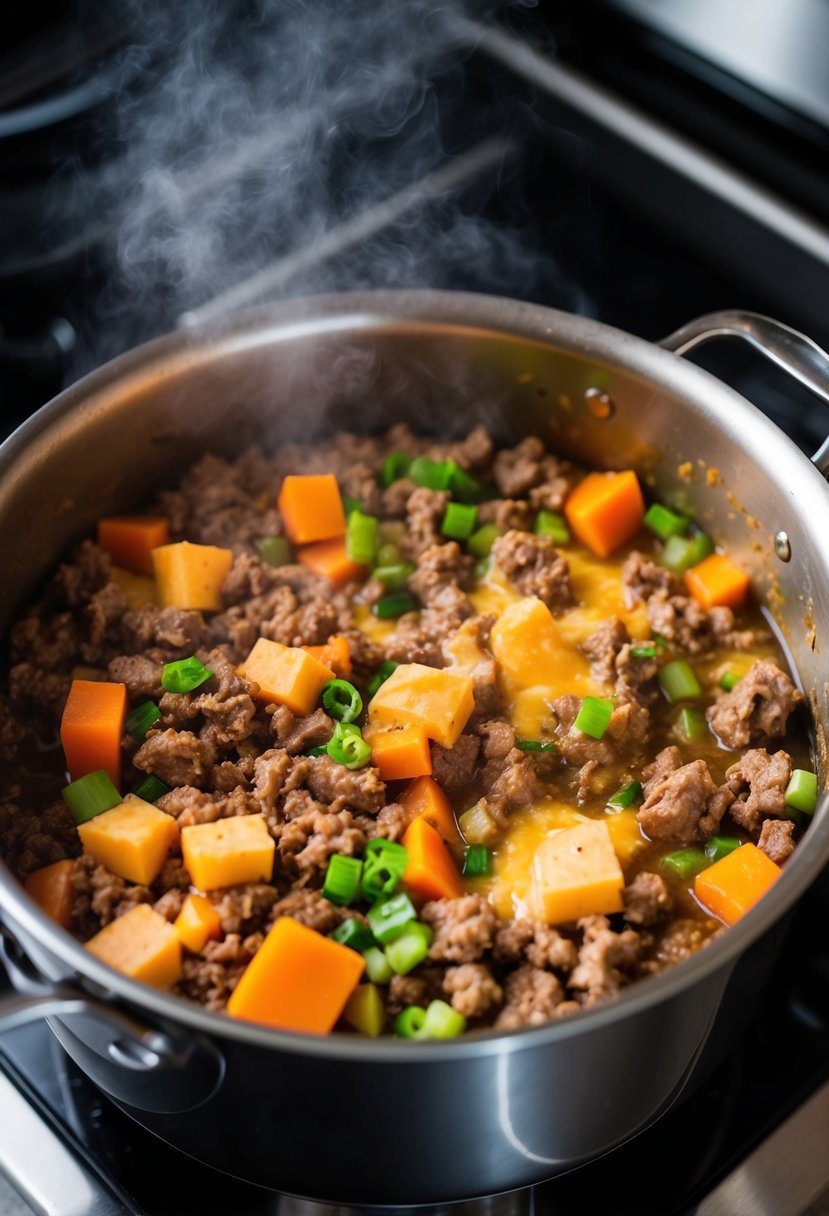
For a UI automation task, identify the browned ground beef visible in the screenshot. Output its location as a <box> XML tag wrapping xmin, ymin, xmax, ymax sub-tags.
<box><xmin>1</xmin><ymin>425</ymin><xmax>814</xmax><ymax>1038</ymax></box>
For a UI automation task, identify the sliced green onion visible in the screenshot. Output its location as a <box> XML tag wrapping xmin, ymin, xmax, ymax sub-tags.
<box><xmin>441</xmin><ymin>502</ymin><xmax>478</xmax><ymax>541</ymax></box>
<box><xmin>785</xmin><ymin>769</ymin><xmax>818</xmax><ymax>815</ymax></box>
<box><xmin>384</xmin><ymin>922</ymin><xmax>434</xmax><ymax>975</ymax></box>
<box><xmin>342</xmin><ymin>496</ymin><xmax>363</xmax><ymax>518</ymax></box>
<box><xmin>573</xmin><ymin>696</ymin><xmax>614</xmax><ymax>740</ymax></box>
<box><xmin>463</xmin><ymin>844</ymin><xmax>492</xmax><ymax>877</ymax></box>
<box><xmin>408</xmin><ymin>456</ymin><xmax>452</xmax><ymax>491</ymax></box>
<box><xmin>467</xmin><ymin>523</ymin><xmax>500</xmax><ymax>559</ymax></box>
<box><xmin>660</xmin><ymin>531</ymin><xmax>714</xmax><ymax>574</ymax></box>
<box><xmin>373</xmin><ymin>592</ymin><xmax>415</xmax><ymax>619</ymax></box>
<box><xmin>644</xmin><ymin>503</ymin><xmax>689</xmax><ymax>540</ymax></box>
<box><xmin>422</xmin><ymin>999</ymin><xmax>466</xmax><ymax>1039</ymax></box>
<box><xmin>705</xmin><ymin>835</ymin><xmax>742</xmax><ymax>863</ymax></box>
<box><xmin>658</xmin><ymin>659</ymin><xmax>702</xmax><ymax>704</ymax></box>
<box><xmin>630</xmin><ymin>644</ymin><xmax>657</xmax><ymax>660</ymax></box>
<box><xmin>534</xmin><ymin>510</ymin><xmax>570</xmax><ymax>546</ymax></box>
<box><xmin>255</xmin><ymin>535</ymin><xmax>291</xmax><ymax>567</ymax></box>
<box><xmin>366</xmin><ymin>660</ymin><xmax>399</xmax><ymax>699</ymax></box>
<box><xmin>607</xmin><ymin>781</ymin><xmax>643</xmax><ymax>810</ymax></box>
<box><xmin>343</xmin><ymin>983</ymin><xmax>386</xmax><ymax>1037</ymax></box>
<box><xmin>458</xmin><ymin>802</ymin><xmax>498</xmax><ymax>845</ymax></box>
<box><xmin>394</xmin><ymin>1005</ymin><xmax>428</xmax><ymax>1039</ymax></box>
<box><xmin>380</xmin><ymin>452</ymin><xmax>412</xmax><ymax>488</ymax></box>
<box><xmin>322</xmin><ymin>855</ymin><xmax>363</xmax><ymax>906</ymax></box>
<box><xmin>306</xmin><ymin>745</ymin><xmax>328</xmax><ymax>757</ymax></box>
<box><xmin>124</xmin><ymin>701</ymin><xmax>161</xmax><ymax>742</ymax></box>
<box><xmin>376</xmin><ymin>542</ymin><xmax>402</xmax><ymax>567</ymax></box>
<box><xmin>447</xmin><ymin>461</ymin><xmax>483</xmax><ymax>502</ymax></box>
<box><xmin>327</xmin><ymin>722</ymin><xmax>372</xmax><ymax>770</ymax></box>
<box><xmin>367</xmin><ymin>892</ymin><xmax>417</xmax><ymax>944</ymax></box>
<box><xmin>473</xmin><ymin>557</ymin><xmax>492</xmax><ymax>580</ymax></box>
<box><xmin>363</xmin><ymin>945</ymin><xmax>394</xmax><ymax>985</ymax></box>
<box><xmin>322</xmin><ymin>679</ymin><xmax>362</xmax><ymax>724</ymax></box>
<box><xmin>653</xmin><ymin>633</ymin><xmax>669</xmax><ymax>652</ymax></box>
<box><xmin>720</xmin><ymin>671</ymin><xmax>741</xmax><ymax>692</ymax></box>
<box><xmin>62</xmin><ymin>770</ymin><xmax>121</xmax><ymax>825</ymax></box>
<box><xmin>346</xmin><ymin>509</ymin><xmax>378</xmax><ymax>566</ymax></box>
<box><xmin>373</xmin><ymin>563</ymin><xmax>415</xmax><ymax>591</ymax></box>
<box><xmin>161</xmin><ymin>657</ymin><xmax>213</xmax><ymax>694</ymax></box>
<box><xmin>131</xmin><ymin>773</ymin><xmax>171</xmax><ymax>803</ymax></box>
<box><xmin>661</xmin><ymin>848</ymin><xmax>709</xmax><ymax>880</ymax></box>
<box><xmin>361</xmin><ymin>839</ymin><xmax>409</xmax><ymax>903</ymax></box>
<box><xmin>330</xmin><ymin>918</ymin><xmax>376</xmax><ymax>954</ymax></box>
<box><xmin>678</xmin><ymin>707</ymin><xmax>708</xmax><ymax>740</ymax></box>
<box><xmin>515</xmin><ymin>739</ymin><xmax>557</xmax><ymax>753</ymax></box>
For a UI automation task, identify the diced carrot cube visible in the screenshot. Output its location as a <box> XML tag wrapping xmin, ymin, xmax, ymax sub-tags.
<box><xmin>227</xmin><ymin>917</ymin><xmax>365</xmax><ymax>1033</ymax></box>
<box><xmin>530</xmin><ymin>821</ymin><xmax>624</xmax><ymax>924</ymax></box>
<box><xmin>77</xmin><ymin>794</ymin><xmax>179</xmax><ymax>886</ymax></box>
<box><xmin>61</xmin><ymin>679</ymin><xmax>127</xmax><ymax>787</ymax></box>
<box><xmin>181</xmin><ymin>815</ymin><xmax>275</xmax><ymax>891</ymax></box>
<box><xmin>152</xmin><ymin>541</ymin><xmax>233</xmax><ymax>612</ymax></box>
<box><xmin>277</xmin><ymin>474</ymin><xmax>346</xmax><ymax>545</ymax></box>
<box><xmin>24</xmin><ymin>860</ymin><xmax>75</xmax><ymax>929</ymax></box>
<box><xmin>238</xmin><ymin>638</ymin><xmax>334</xmax><ymax>715</ymax></box>
<box><xmin>303</xmin><ymin>634</ymin><xmax>352</xmax><ymax>678</ymax></box>
<box><xmin>97</xmin><ymin>516</ymin><xmax>169</xmax><ymax>576</ymax></box>
<box><xmin>694</xmin><ymin>842</ymin><xmax>780</xmax><ymax>925</ymax></box>
<box><xmin>85</xmin><ymin>904</ymin><xmax>182</xmax><ymax>989</ymax></box>
<box><xmin>363</xmin><ymin>723</ymin><xmax>432</xmax><ymax>782</ymax></box>
<box><xmin>564</xmin><ymin>470</ymin><xmax>645</xmax><ymax>558</ymax></box>
<box><xmin>399</xmin><ymin>775</ymin><xmax>459</xmax><ymax>842</ymax></box>
<box><xmin>174</xmin><ymin>893</ymin><xmax>222</xmax><ymax>953</ymax></box>
<box><xmin>402</xmin><ymin>815</ymin><xmax>464</xmax><ymax>902</ymax></box>
<box><xmin>685</xmin><ymin>553</ymin><xmax>751</xmax><ymax>611</ymax></box>
<box><xmin>297</xmin><ymin>538</ymin><xmax>366</xmax><ymax>587</ymax></box>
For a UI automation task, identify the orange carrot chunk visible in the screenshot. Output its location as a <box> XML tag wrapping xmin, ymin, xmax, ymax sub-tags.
<box><xmin>297</xmin><ymin>538</ymin><xmax>366</xmax><ymax>587</ymax></box>
<box><xmin>24</xmin><ymin>859</ymin><xmax>75</xmax><ymax>929</ymax></box>
<box><xmin>694</xmin><ymin>842</ymin><xmax>781</xmax><ymax>926</ymax></box>
<box><xmin>399</xmin><ymin>775</ymin><xmax>459</xmax><ymax>842</ymax></box>
<box><xmin>364</xmin><ymin>723</ymin><xmax>432</xmax><ymax>782</ymax></box>
<box><xmin>685</xmin><ymin>552</ymin><xmax>750</xmax><ymax>611</ymax></box>
<box><xmin>238</xmin><ymin>639</ymin><xmax>334</xmax><ymax>715</ymax></box>
<box><xmin>97</xmin><ymin>516</ymin><xmax>169</xmax><ymax>576</ymax></box>
<box><xmin>402</xmin><ymin>815</ymin><xmax>464</xmax><ymax>902</ymax></box>
<box><xmin>278</xmin><ymin>474</ymin><xmax>346</xmax><ymax>545</ymax></box>
<box><xmin>174</xmin><ymin>893</ymin><xmax>222</xmax><ymax>953</ymax></box>
<box><xmin>303</xmin><ymin>633</ymin><xmax>352</xmax><ymax>678</ymax></box>
<box><xmin>60</xmin><ymin>679</ymin><xmax>127</xmax><ymax>787</ymax></box>
<box><xmin>564</xmin><ymin>470</ymin><xmax>645</xmax><ymax>558</ymax></box>
<box><xmin>226</xmin><ymin>916</ymin><xmax>365</xmax><ymax>1033</ymax></box>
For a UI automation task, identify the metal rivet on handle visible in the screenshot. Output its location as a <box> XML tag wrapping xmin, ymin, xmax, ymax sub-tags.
<box><xmin>774</xmin><ymin>531</ymin><xmax>791</xmax><ymax>562</ymax></box>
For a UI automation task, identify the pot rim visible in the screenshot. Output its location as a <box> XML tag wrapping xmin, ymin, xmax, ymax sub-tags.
<box><xmin>2</xmin><ymin>287</ymin><xmax>827</xmax><ymax>1063</ymax></box>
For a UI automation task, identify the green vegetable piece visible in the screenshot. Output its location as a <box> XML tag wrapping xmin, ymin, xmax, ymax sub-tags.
<box><xmin>373</xmin><ymin>592</ymin><xmax>415</xmax><ymax>620</ymax></box>
<box><xmin>341</xmin><ymin>496</ymin><xmax>363</xmax><ymax>519</ymax></box>
<box><xmin>446</xmin><ymin>461</ymin><xmax>483</xmax><ymax>502</ymax></box>
<box><xmin>329</xmin><ymin>919</ymin><xmax>376</xmax><ymax>954</ymax></box>
<box><xmin>376</xmin><ymin>542</ymin><xmax>402</xmax><ymax>567</ymax></box>
<box><xmin>394</xmin><ymin>1005</ymin><xmax>428</xmax><ymax>1039</ymax></box>
<box><xmin>255</xmin><ymin>535</ymin><xmax>291</xmax><ymax>567</ymax></box>
<box><xmin>161</xmin><ymin>656</ymin><xmax>213</xmax><ymax>694</ymax></box>
<box><xmin>361</xmin><ymin>839</ymin><xmax>409</xmax><ymax>903</ymax></box>
<box><xmin>785</xmin><ymin>769</ymin><xmax>818</xmax><ymax>815</ymax></box>
<box><xmin>327</xmin><ymin>722</ymin><xmax>372</xmax><ymax>770</ymax></box>
<box><xmin>422</xmin><ymin>999</ymin><xmax>466</xmax><ymax>1039</ymax></box>
<box><xmin>515</xmin><ymin>740</ymin><xmax>557</xmax><ymax>753</ymax></box>
<box><xmin>363</xmin><ymin>946</ymin><xmax>394</xmax><ymax>985</ymax></box>
<box><xmin>660</xmin><ymin>531</ymin><xmax>714</xmax><ymax>574</ymax></box>
<box><xmin>678</xmin><ymin>707</ymin><xmax>708</xmax><ymax>740</ymax></box>
<box><xmin>366</xmin><ymin>660</ymin><xmax>399</xmax><ymax>699</ymax></box>
<box><xmin>322</xmin><ymin>855</ymin><xmax>363</xmax><ymax>906</ymax></box>
<box><xmin>380</xmin><ymin>452</ymin><xmax>412</xmax><ymax>488</ymax></box>
<box><xmin>534</xmin><ymin>510</ymin><xmax>570</xmax><ymax>546</ymax></box>
<box><xmin>306</xmin><ymin>745</ymin><xmax>328</xmax><ymax>757</ymax></box>
<box><xmin>322</xmin><ymin>679</ymin><xmax>362</xmax><ymax>724</ymax></box>
<box><xmin>343</xmin><ymin>983</ymin><xmax>386</xmax><ymax>1037</ymax></box>
<box><xmin>607</xmin><ymin>781</ymin><xmax>643</xmax><ymax>810</ymax></box>
<box><xmin>62</xmin><ymin>770</ymin><xmax>122</xmax><ymax>826</ymax></box>
<box><xmin>467</xmin><ymin>523</ymin><xmax>500</xmax><ymax>559</ymax></box>
<box><xmin>705</xmin><ymin>835</ymin><xmax>742</xmax><ymax>863</ymax></box>
<box><xmin>373</xmin><ymin>563</ymin><xmax>415</xmax><ymax>592</ymax></box>
<box><xmin>124</xmin><ymin>700</ymin><xmax>161</xmax><ymax>743</ymax></box>
<box><xmin>463</xmin><ymin>844</ymin><xmax>492</xmax><ymax>877</ymax></box>
<box><xmin>573</xmin><ymin>696</ymin><xmax>614</xmax><ymax>740</ymax></box>
<box><xmin>630</xmin><ymin>644</ymin><xmax>657</xmax><ymax>660</ymax></box>
<box><xmin>458</xmin><ymin>802</ymin><xmax>498</xmax><ymax>844</ymax></box>
<box><xmin>644</xmin><ymin>503</ymin><xmax>689</xmax><ymax>540</ymax></box>
<box><xmin>385</xmin><ymin>922</ymin><xmax>434</xmax><ymax>975</ymax></box>
<box><xmin>658</xmin><ymin>659</ymin><xmax>701</xmax><ymax>704</ymax></box>
<box><xmin>441</xmin><ymin>502</ymin><xmax>478</xmax><ymax>541</ymax></box>
<box><xmin>409</xmin><ymin>457</ymin><xmax>452</xmax><ymax>491</ymax></box>
<box><xmin>131</xmin><ymin>773</ymin><xmax>171</xmax><ymax>803</ymax></box>
<box><xmin>719</xmin><ymin>671</ymin><xmax>741</xmax><ymax>692</ymax></box>
<box><xmin>346</xmin><ymin>509</ymin><xmax>378</xmax><ymax>566</ymax></box>
<box><xmin>661</xmin><ymin>848</ymin><xmax>709</xmax><ymax>880</ymax></box>
<box><xmin>367</xmin><ymin>892</ymin><xmax>417</xmax><ymax>944</ymax></box>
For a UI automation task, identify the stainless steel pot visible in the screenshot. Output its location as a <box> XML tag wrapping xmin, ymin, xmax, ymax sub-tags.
<box><xmin>1</xmin><ymin>292</ymin><xmax>828</xmax><ymax>1206</ymax></box>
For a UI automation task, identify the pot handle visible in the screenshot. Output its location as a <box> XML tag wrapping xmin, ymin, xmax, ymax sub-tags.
<box><xmin>660</xmin><ymin>310</ymin><xmax>829</xmax><ymax>477</ymax></box>
<box><xmin>0</xmin><ymin>931</ymin><xmax>225</xmax><ymax>1113</ymax></box>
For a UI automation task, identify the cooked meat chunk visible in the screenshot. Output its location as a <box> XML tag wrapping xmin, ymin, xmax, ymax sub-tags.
<box><xmin>405</xmin><ymin>487</ymin><xmax>451</xmax><ymax>557</ymax></box>
<box><xmin>430</xmin><ymin>734</ymin><xmax>481</xmax><ymax>796</ymax></box>
<box><xmin>133</xmin><ymin>729</ymin><xmax>215</xmax><ymax>789</ymax></box>
<box><xmin>421</xmin><ymin>894</ymin><xmax>497</xmax><ymax>962</ymax></box>
<box><xmin>107</xmin><ymin>654</ymin><xmax>163</xmax><ymax>698</ymax></box>
<box><xmin>476</xmin><ymin>498</ymin><xmax>534</xmax><ymax>533</ymax></box>
<box><xmin>726</xmin><ymin>749</ymin><xmax>792</xmax><ymax>834</ymax></box>
<box><xmin>757</xmin><ymin>818</ymin><xmax>796</xmax><ymax>866</ymax></box>
<box><xmin>492</xmin><ymin>530</ymin><xmax>573</xmax><ymax>612</ymax></box>
<box><xmin>580</xmin><ymin>618</ymin><xmax>630</xmax><ymax>685</ymax></box>
<box><xmin>304</xmin><ymin>756</ymin><xmax>385</xmax><ymax>815</ymax></box>
<box><xmin>408</xmin><ymin>542</ymin><xmax>472</xmax><ymax>606</ymax></box>
<box><xmin>623</xmin><ymin>872</ymin><xmax>672</xmax><ymax>926</ymax></box>
<box><xmin>638</xmin><ymin>759</ymin><xmax>733</xmax><ymax>843</ymax></box>
<box><xmin>442</xmin><ymin>963</ymin><xmax>504</xmax><ymax>1019</ymax></box>
<box><xmin>553</xmin><ymin>695</ymin><xmax>650</xmax><ymax>770</ymax></box>
<box><xmin>275</xmin><ymin>805</ymin><xmax>367</xmax><ymax>873</ymax></box>
<box><xmin>621</xmin><ymin>551</ymin><xmax>680</xmax><ymax>608</ymax></box>
<box><xmin>646</xmin><ymin>592</ymin><xmax>712</xmax><ymax>655</ymax></box>
<box><xmin>708</xmin><ymin>660</ymin><xmax>803</xmax><ymax>749</ymax></box>
<box><xmin>642</xmin><ymin>747</ymin><xmax>681</xmax><ymax>798</ymax></box>
<box><xmin>270</xmin><ymin>888</ymin><xmax>355</xmax><ymax>935</ymax></box>
<box><xmin>615</xmin><ymin>642</ymin><xmax>660</xmax><ymax>706</ymax></box>
<box><xmin>270</xmin><ymin>705</ymin><xmax>333</xmax><ymax>755</ymax></box>
<box><xmin>569</xmin><ymin>915</ymin><xmax>640</xmax><ymax>1004</ymax></box>
<box><xmin>492</xmin><ymin>436</ymin><xmax>550</xmax><ymax>497</ymax></box>
<box><xmin>495</xmin><ymin>965</ymin><xmax>564</xmax><ymax>1029</ymax></box>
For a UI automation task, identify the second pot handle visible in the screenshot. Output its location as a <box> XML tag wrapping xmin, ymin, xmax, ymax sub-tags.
<box><xmin>660</xmin><ymin>310</ymin><xmax>829</xmax><ymax>477</ymax></box>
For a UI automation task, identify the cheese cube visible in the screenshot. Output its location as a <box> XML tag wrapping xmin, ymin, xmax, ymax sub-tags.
<box><xmin>238</xmin><ymin>638</ymin><xmax>334</xmax><ymax>715</ymax></box>
<box><xmin>77</xmin><ymin>794</ymin><xmax>179</xmax><ymax>886</ymax></box>
<box><xmin>152</xmin><ymin>540</ymin><xmax>233</xmax><ymax>612</ymax></box>
<box><xmin>367</xmin><ymin>662</ymin><xmax>474</xmax><ymax>749</ymax></box>
<box><xmin>181</xmin><ymin>814</ymin><xmax>275</xmax><ymax>891</ymax></box>
<box><xmin>530</xmin><ymin>819</ymin><xmax>624</xmax><ymax>924</ymax></box>
<box><xmin>490</xmin><ymin>596</ymin><xmax>587</xmax><ymax>697</ymax></box>
<box><xmin>174</xmin><ymin>893</ymin><xmax>222</xmax><ymax>953</ymax></box>
<box><xmin>85</xmin><ymin>904</ymin><xmax>182</xmax><ymax>989</ymax></box>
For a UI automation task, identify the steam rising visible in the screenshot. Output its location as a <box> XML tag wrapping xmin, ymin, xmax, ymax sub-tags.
<box><xmin>71</xmin><ymin>0</ymin><xmax>546</xmax><ymax>366</ymax></box>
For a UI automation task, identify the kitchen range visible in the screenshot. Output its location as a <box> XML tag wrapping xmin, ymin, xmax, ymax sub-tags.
<box><xmin>0</xmin><ymin>3</ymin><xmax>828</xmax><ymax>1215</ymax></box>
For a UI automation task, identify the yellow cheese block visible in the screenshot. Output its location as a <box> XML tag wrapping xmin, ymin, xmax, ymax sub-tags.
<box><xmin>152</xmin><ymin>540</ymin><xmax>233</xmax><ymax>612</ymax></box>
<box><xmin>605</xmin><ymin>808</ymin><xmax>647</xmax><ymax>867</ymax></box>
<box><xmin>77</xmin><ymin>794</ymin><xmax>179</xmax><ymax>886</ymax></box>
<box><xmin>85</xmin><ymin>903</ymin><xmax>182</xmax><ymax>989</ymax></box>
<box><xmin>110</xmin><ymin>566</ymin><xmax>158</xmax><ymax>610</ymax></box>
<box><xmin>530</xmin><ymin>819</ymin><xmax>624</xmax><ymax>925</ymax></box>
<box><xmin>490</xmin><ymin>597</ymin><xmax>591</xmax><ymax>698</ymax></box>
<box><xmin>490</xmin><ymin>799</ymin><xmax>587</xmax><ymax>919</ymax></box>
<box><xmin>238</xmin><ymin>638</ymin><xmax>334</xmax><ymax>715</ymax></box>
<box><xmin>367</xmin><ymin>662</ymin><xmax>474</xmax><ymax>749</ymax></box>
<box><xmin>181</xmin><ymin>814</ymin><xmax>275</xmax><ymax>891</ymax></box>
<box><xmin>174</xmin><ymin>892</ymin><xmax>222</xmax><ymax>953</ymax></box>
